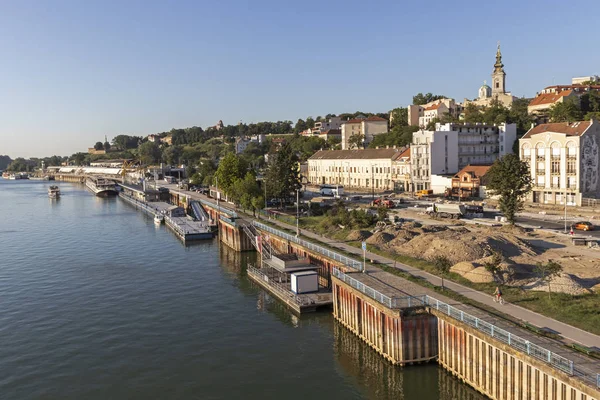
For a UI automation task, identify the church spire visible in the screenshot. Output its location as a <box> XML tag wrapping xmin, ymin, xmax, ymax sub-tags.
<box><xmin>494</xmin><ymin>42</ymin><xmax>504</xmax><ymax>72</ymax></box>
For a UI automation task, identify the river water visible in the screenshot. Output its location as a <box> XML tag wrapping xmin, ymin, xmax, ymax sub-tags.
<box><xmin>0</xmin><ymin>179</ymin><xmax>486</xmax><ymax>399</ymax></box>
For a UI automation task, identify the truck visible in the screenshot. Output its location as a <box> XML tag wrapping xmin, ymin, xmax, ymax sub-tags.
<box><xmin>416</xmin><ymin>189</ymin><xmax>433</xmax><ymax>198</ymax></box>
<box><xmin>425</xmin><ymin>203</ymin><xmax>466</xmax><ymax>219</ymax></box>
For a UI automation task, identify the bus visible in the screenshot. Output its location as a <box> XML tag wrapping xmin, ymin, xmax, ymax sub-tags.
<box><xmin>320</xmin><ymin>185</ymin><xmax>344</xmax><ymax>198</ymax></box>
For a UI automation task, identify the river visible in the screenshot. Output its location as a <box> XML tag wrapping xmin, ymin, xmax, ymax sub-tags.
<box><xmin>0</xmin><ymin>179</ymin><xmax>486</xmax><ymax>399</ymax></box>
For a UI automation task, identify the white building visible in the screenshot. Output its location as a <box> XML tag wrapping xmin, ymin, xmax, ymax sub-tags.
<box><xmin>410</xmin><ymin>122</ymin><xmax>517</xmax><ymax>191</ymax></box>
<box><xmin>572</xmin><ymin>75</ymin><xmax>599</xmax><ymax>85</ymax></box>
<box><xmin>340</xmin><ymin>117</ymin><xmax>388</xmax><ymax>150</ymax></box>
<box><xmin>314</xmin><ymin>117</ymin><xmax>342</xmax><ymax>132</ymax></box>
<box><xmin>519</xmin><ymin>119</ymin><xmax>600</xmax><ymax>206</ymax></box>
<box><xmin>308</xmin><ymin>148</ymin><xmax>406</xmax><ymax>191</ymax></box>
<box><xmin>407</xmin><ymin>98</ymin><xmax>462</xmax><ymax>128</ymax></box>
<box><xmin>235</xmin><ymin>137</ymin><xmax>251</xmax><ymax>154</ymax></box>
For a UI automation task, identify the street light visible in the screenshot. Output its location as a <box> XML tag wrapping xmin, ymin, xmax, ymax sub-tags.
<box><xmin>296</xmin><ymin>188</ymin><xmax>300</xmax><ymax>237</ymax></box>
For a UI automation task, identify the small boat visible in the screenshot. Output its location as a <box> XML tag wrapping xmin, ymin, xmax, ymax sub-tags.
<box><xmin>48</xmin><ymin>185</ymin><xmax>61</xmax><ymax>199</ymax></box>
<box><xmin>154</xmin><ymin>214</ymin><xmax>164</xmax><ymax>225</ymax></box>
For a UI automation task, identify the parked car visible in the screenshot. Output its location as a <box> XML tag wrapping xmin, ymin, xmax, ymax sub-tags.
<box><xmin>571</xmin><ymin>221</ymin><xmax>594</xmax><ymax>231</ymax></box>
<box><xmin>373</xmin><ymin>198</ymin><xmax>395</xmax><ymax>208</ymax></box>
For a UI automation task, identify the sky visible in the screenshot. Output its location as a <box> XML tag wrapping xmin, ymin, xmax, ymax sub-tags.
<box><xmin>1</xmin><ymin>0</ymin><xmax>599</xmax><ymax>158</ymax></box>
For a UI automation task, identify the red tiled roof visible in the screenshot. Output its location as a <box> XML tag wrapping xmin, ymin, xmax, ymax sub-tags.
<box><xmin>529</xmin><ymin>90</ymin><xmax>573</xmax><ymax>107</ymax></box>
<box><xmin>365</xmin><ymin>116</ymin><xmax>387</xmax><ymax>122</ymax></box>
<box><xmin>398</xmin><ymin>147</ymin><xmax>410</xmax><ymax>159</ymax></box>
<box><xmin>522</xmin><ymin>121</ymin><xmax>592</xmax><ymax>138</ymax></box>
<box><xmin>454</xmin><ymin>164</ymin><xmax>492</xmax><ymax>179</ymax></box>
<box><xmin>544</xmin><ymin>84</ymin><xmax>600</xmax><ymax>90</ymax></box>
<box><xmin>424</xmin><ymin>103</ymin><xmax>443</xmax><ymax>111</ymax></box>
<box><xmin>344</xmin><ymin>118</ymin><xmax>363</xmax><ymax>124</ymax></box>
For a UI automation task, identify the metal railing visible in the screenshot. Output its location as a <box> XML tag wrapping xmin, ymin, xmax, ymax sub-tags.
<box><xmin>247</xmin><ymin>265</ymin><xmax>312</xmax><ymax>306</ymax></box>
<box><xmin>118</xmin><ymin>192</ymin><xmax>160</xmax><ymax>217</ymax></box>
<box><xmin>426</xmin><ymin>296</ymin><xmax>600</xmax><ymax>388</ymax></box>
<box><xmin>164</xmin><ymin>215</ymin><xmax>186</xmax><ymax>236</ymax></box>
<box><xmin>332</xmin><ymin>267</ymin><xmax>599</xmax><ymax>389</ymax></box>
<box><xmin>198</xmin><ymin>198</ymin><xmax>238</xmax><ymax>219</ymax></box>
<box><xmin>332</xmin><ymin>268</ymin><xmax>427</xmax><ymax>309</ymax></box>
<box><xmin>253</xmin><ymin>221</ymin><xmax>363</xmax><ymax>270</ymax></box>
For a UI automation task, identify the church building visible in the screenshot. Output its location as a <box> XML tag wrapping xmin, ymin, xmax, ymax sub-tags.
<box><xmin>464</xmin><ymin>44</ymin><xmax>516</xmax><ymax>108</ymax></box>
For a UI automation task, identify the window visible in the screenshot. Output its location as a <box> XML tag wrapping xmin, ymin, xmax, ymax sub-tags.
<box><xmin>496</xmin><ymin>82</ymin><xmax>499</xmax><ymax>88</ymax></box>
<box><xmin>551</xmin><ymin>159</ymin><xmax>560</xmax><ymax>174</ymax></box>
<box><xmin>567</xmin><ymin>159</ymin><xmax>576</xmax><ymax>174</ymax></box>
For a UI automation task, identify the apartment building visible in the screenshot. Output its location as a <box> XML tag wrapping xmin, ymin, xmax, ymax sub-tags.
<box><xmin>407</xmin><ymin>98</ymin><xmax>462</xmax><ymax>128</ymax></box>
<box><xmin>519</xmin><ymin>119</ymin><xmax>600</xmax><ymax>206</ymax></box>
<box><xmin>307</xmin><ymin>148</ymin><xmax>405</xmax><ymax>191</ymax></box>
<box><xmin>340</xmin><ymin>117</ymin><xmax>388</xmax><ymax>150</ymax></box>
<box><xmin>410</xmin><ymin>122</ymin><xmax>516</xmax><ymax>191</ymax></box>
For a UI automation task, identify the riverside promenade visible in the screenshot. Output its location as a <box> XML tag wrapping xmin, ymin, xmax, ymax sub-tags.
<box><xmin>166</xmin><ymin>185</ymin><xmax>600</xmax><ymax>350</ymax></box>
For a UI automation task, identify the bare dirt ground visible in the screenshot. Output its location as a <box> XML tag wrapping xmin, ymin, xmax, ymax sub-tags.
<box><xmin>349</xmin><ymin>210</ymin><xmax>600</xmax><ymax>295</ymax></box>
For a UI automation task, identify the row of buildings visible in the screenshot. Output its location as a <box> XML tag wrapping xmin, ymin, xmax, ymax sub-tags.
<box><xmin>299</xmin><ymin>115</ymin><xmax>389</xmax><ymax>150</ymax></box>
<box><xmin>307</xmin><ymin>118</ymin><xmax>600</xmax><ymax>206</ymax></box>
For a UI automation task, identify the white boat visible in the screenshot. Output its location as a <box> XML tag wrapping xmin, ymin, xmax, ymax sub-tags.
<box><xmin>154</xmin><ymin>214</ymin><xmax>164</xmax><ymax>225</ymax></box>
<box><xmin>48</xmin><ymin>185</ymin><xmax>61</xmax><ymax>199</ymax></box>
<box><xmin>8</xmin><ymin>173</ymin><xmax>21</xmax><ymax>180</ymax></box>
<box><xmin>85</xmin><ymin>176</ymin><xmax>118</xmax><ymax>197</ymax></box>
<box><xmin>30</xmin><ymin>176</ymin><xmax>50</xmax><ymax>181</ymax></box>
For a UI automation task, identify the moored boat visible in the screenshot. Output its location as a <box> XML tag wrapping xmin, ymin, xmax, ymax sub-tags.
<box><xmin>154</xmin><ymin>214</ymin><xmax>164</xmax><ymax>225</ymax></box>
<box><xmin>48</xmin><ymin>185</ymin><xmax>61</xmax><ymax>199</ymax></box>
<box><xmin>85</xmin><ymin>176</ymin><xmax>118</xmax><ymax>197</ymax></box>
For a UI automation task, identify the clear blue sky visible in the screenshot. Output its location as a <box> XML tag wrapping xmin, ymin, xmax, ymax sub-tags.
<box><xmin>1</xmin><ymin>0</ymin><xmax>598</xmax><ymax>158</ymax></box>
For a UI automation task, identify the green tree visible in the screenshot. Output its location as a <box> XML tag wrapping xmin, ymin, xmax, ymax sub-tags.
<box><xmin>485</xmin><ymin>154</ymin><xmax>533</xmax><ymax>225</ymax></box>
<box><xmin>162</xmin><ymin>145</ymin><xmax>184</xmax><ymax>165</ymax></box>
<box><xmin>413</xmin><ymin>93</ymin><xmax>446</xmax><ymax>105</ymax></box>
<box><xmin>425</xmin><ymin>118</ymin><xmax>440</xmax><ymax>131</ymax></box>
<box><xmin>94</xmin><ymin>142</ymin><xmax>104</xmax><ymax>151</ymax></box>
<box><xmin>389</xmin><ymin>107</ymin><xmax>408</xmax><ymax>127</ymax></box>
<box><xmin>534</xmin><ymin>260</ymin><xmax>563</xmax><ymax>299</ymax></box>
<box><xmin>71</xmin><ymin>152</ymin><xmax>87</xmax><ymax>166</ymax></box>
<box><xmin>0</xmin><ymin>155</ymin><xmax>13</xmax><ymax>170</ymax></box>
<box><xmin>231</xmin><ymin>172</ymin><xmax>262</xmax><ymax>215</ymax></box>
<box><xmin>138</xmin><ymin>142</ymin><xmax>161</xmax><ymax>164</ymax></box>
<box><xmin>265</xmin><ymin>142</ymin><xmax>301</xmax><ymax>205</ymax></box>
<box><xmin>509</xmin><ymin>98</ymin><xmax>534</xmax><ymax>135</ymax></box>
<box><xmin>103</xmin><ymin>141</ymin><xmax>111</xmax><ymax>151</ymax></box>
<box><xmin>483</xmin><ymin>251</ymin><xmax>504</xmax><ymax>281</ymax></box>
<box><xmin>294</xmin><ymin>118</ymin><xmax>307</xmax><ymax>133</ymax></box>
<box><xmin>347</xmin><ymin>134</ymin><xmax>364</xmax><ymax>149</ymax></box>
<box><xmin>214</xmin><ymin>152</ymin><xmax>247</xmax><ymax>195</ymax></box>
<box><xmin>549</xmin><ymin>98</ymin><xmax>583</xmax><ymax>122</ymax></box>
<box><xmin>463</xmin><ymin>103</ymin><xmax>484</xmax><ymax>123</ymax></box>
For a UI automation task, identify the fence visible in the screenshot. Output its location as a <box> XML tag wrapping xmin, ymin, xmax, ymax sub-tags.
<box><xmin>253</xmin><ymin>221</ymin><xmax>363</xmax><ymax>270</ymax></box>
<box><xmin>426</xmin><ymin>296</ymin><xmax>599</xmax><ymax>389</ymax></box>
<box><xmin>332</xmin><ymin>268</ymin><xmax>427</xmax><ymax>309</ymax></box>
<box><xmin>118</xmin><ymin>192</ymin><xmax>160</xmax><ymax>216</ymax></box>
<box><xmin>247</xmin><ymin>265</ymin><xmax>311</xmax><ymax>306</ymax></box>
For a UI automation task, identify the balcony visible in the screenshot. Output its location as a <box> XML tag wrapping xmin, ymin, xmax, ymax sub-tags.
<box><xmin>535</xmin><ymin>170</ymin><xmax>546</xmax><ymax>176</ymax></box>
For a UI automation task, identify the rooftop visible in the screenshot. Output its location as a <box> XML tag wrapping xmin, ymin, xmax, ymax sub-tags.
<box><xmin>454</xmin><ymin>164</ymin><xmax>492</xmax><ymax>178</ymax></box>
<box><xmin>522</xmin><ymin>121</ymin><xmax>593</xmax><ymax>138</ymax></box>
<box><xmin>309</xmin><ymin>148</ymin><xmax>402</xmax><ymax>161</ymax></box>
<box><xmin>529</xmin><ymin>91</ymin><xmax>573</xmax><ymax>107</ymax></box>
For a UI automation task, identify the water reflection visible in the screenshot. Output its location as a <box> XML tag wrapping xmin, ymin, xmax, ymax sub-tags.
<box><xmin>332</xmin><ymin>322</ymin><xmax>485</xmax><ymax>400</ymax></box>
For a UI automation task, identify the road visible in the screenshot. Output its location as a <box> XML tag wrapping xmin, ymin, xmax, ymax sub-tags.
<box><xmin>516</xmin><ymin>216</ymin><xmax>600</xmax><ymax>238</ymax></box>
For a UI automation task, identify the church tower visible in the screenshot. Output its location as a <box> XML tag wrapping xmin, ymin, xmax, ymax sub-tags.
<box><xmin>491</xmin><ymin>43</ymin><xmax>506</xmax><ymax>96</ymax></box>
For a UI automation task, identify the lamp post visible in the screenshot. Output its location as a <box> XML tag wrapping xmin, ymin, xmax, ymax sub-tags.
<box><xmin>296</xmin><ymin>188</ymin><xmax>300</xmax><ymax>237</ymax></box>
<box><xmin>564</xmin><ymin>187</ymin><xmax>568</xmax><ymax>233</ymax></box>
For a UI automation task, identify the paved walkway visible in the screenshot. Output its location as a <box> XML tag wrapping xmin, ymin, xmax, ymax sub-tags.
<box><xmin>170</xmin><ymin>186</ymin><xmax>600</xmax><ymax>349</ymax></box>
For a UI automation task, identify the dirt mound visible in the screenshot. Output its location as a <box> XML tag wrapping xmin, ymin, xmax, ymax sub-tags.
<box><xmin>464</xmin><ymin>267</ymin><xmax>495</xmax><ymax>283</ymax></box>
<box><xmin>346</xmin><ymin>230</ymin><xmax>372</xmax><ymax>241</ymax></box>
<box><xmin>450</xmin><ymin>261</ymin><xmax>476</xmax><ymax>274</ymax></box>
<box><xmin>524</xmin><ymin>273</ymin><xmax>589</xmax><ymax>295</ymax></box>
<box><xmin>591</xmin><ymin>283</ymin><xmax>600</xmax><ymax>293</ymax></box>
<box><xmin>366</xmin><ymin>231</ymin><xmax>395</xmax><ymax>246</ymax></box>
<box><xmin>420</xmin><ymin>225</ymin><xmax>449</xmax><ymax>234</ymax></box>
<box><xmin>394</xmin><ymin>229</ymin><xmax>491</xmax><ymax>264</ymax></box>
